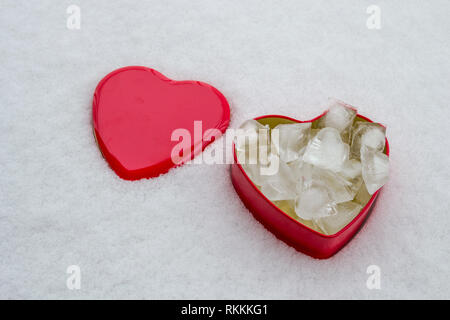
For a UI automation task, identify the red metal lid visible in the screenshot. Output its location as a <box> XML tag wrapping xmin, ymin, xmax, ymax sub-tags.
<box><xmin>92</xmin><ymin>66</ymin><xmax>230</xmax><ymax>180</ymax></box>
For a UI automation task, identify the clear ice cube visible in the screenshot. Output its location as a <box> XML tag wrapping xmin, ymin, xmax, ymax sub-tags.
<box><xmin>318</xmin><ymin>101</ymin><xmax>357</xmax><ymax>143</ymax></box>
<box><xmin>274</xmin><ymin>200</ymin><xmax>318</xmax><ymax>230</ymax></box>
<box><xmin>361</xmin><ymin>145</ymin><xmax>389</xmax><ymax>194</ymax></box>
<box><xmin>271</xmin><ymin>122</ymin><xmax>311</xmax><ymax>163</ymax></box>
<box><xmin>292</xmin><ymin>156</ymin><xmax>362</xmax><ymax>205</ymax></box>
<box><xmin>236</xmin><ymin>120</ymin><xmax>272</xmax><ymax>186</ymax></box>
<box><xmin>260</xmin><ymin>158</ymin><xmax>297</xmax><ymax>201</ymax></box>
<box><xmin>350</xmin><ymin>122</ymin><xmax>386</xmax><ymax>159</ymax></box>
<box><xmin>235</xmin><ymin>119</ymin><xmax>270</xmax><ymax>165</ymax></box>
<box><xmin>315</xmin><ymin>201</ymin><xmax>363</xmax><ymax>235</ymax></box>
<box><xmin>242</xmin><ymin>150</ymin><xmax>279</xmax><ymax>186</ymax></box>
<box><xmin>288</xmin><ymin>158</ymin><xmax>311</xmax><ymax>184</ymax></box>
<box><xmin>295</xmin><ymin>182</ymin><xmax>337</xmax><ymax>220</ymax></box>
<box><xmin>242</xmin><ymin>163</ymin><xmax>265</xmax><ymax>186</ymax></box>
<box><xmin>339</xmin><ymin>159</ymin><xmax>362</xmax><ymax>180</ymax></box>
<box><xmin>315</xmin><ymin>168</ymin><xmax>363</xmax><ymax>204</ymax></box>
<box><xmin>303</xmin><ymin>127</ymin><xmax>349</xmax><ymax>172</ymax></box>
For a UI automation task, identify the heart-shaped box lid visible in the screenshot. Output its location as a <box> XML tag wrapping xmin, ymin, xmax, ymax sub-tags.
<box><xmin>93</xmin><ymin>66</ymin><xmax>230</xmax><ymax>180</ymax></box>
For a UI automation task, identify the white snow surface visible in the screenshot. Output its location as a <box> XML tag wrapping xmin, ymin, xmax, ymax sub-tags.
<box><xmin>1</xmin><ymin>0</ymin><xmax>449</xmax><ymax>299</ymax></box>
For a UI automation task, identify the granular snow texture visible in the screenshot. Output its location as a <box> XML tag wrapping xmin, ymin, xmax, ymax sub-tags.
<box><xmin>0</xmin><ymin>0</ymin><xmax>449</xmax><ymax>299</ymax></box>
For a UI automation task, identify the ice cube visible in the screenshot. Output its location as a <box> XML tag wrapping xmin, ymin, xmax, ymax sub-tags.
<box><xmin>339</xmin><ymin>159</ymin><xmax>362</xmax><ymax>180</ymax></box>
<box><xmin>315</xmin><ymin>201</ymin><xmax>363</xmax><ymax>235</ymax></box>
<box><xmin>295</xmin><ymin>183</ymin><xmax>337</xmax><ymax>220</ymax></box>
<box><xmin>293</xmin><ymin>162</ymin><xmax>314</xmax><ymax>192</ymax></box>
<box><xmin>294</xmin><ymin>160</ymin><xmax>361</xmax><ymax>204</ymax></box>
<box><xmin>271</xmin><ymin>122</ymin><xmax>311</xmax><ymax>163</ymax></box>
<box><xmin>350</xmin><ymin>122</ymin><xmax>386</xmax><ymax>159</ymax></box>
<box><xmin>273</xmin><ymin>200</ymin><xmax>318</xmax><ymax>230</ymax></box>
<box><xmin>287</xmin><ymin>158</ymin><xmax>310</xmax><ymax>183</ymax></box>
<box><xmin>361</xmin><ymin>146</ymin><xmax>389</xmax><ymax>194</ymax></box>
<box><xmin>318</xmin><ymin>101</ymin><xmax>357</xmax><ymax>142</ymax></box>
<box><xmin>235</xmin><ymin>119</ymin><xmax>270</xmax><ymax>165</ymax></box>
<box><xmin>242</xmin><ymin>150</ymin><xmax>279</xmax><ymax>186</ymax></box>
<box><xmin>235</xmin><ymin>119</ymin><xmax>263</xmax><ymax>151</ymax></box>
<box><xmin>242</xmin><ymin>163</ymin><xmax>265</xmax><ymax>186</ymax></box>
<box><xmin>260</xmin><ymin>158</ymin><xmax>297</xmax><ymax>201</ymax></box>
<box><xmin>315</xmin><ymin>168</ymin><xmax>363</xmax><ymax>204</ymax></box>
<box><xmin>303</xmin><ymin>127</ymin><xmax>349</xmax><ymax>172</ymax></box>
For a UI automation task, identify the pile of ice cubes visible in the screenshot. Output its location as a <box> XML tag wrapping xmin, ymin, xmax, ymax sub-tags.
<box><xmin>235</xmin><ymin>101</ymin><xmax>389</xmax><ymax>235</ymax></box>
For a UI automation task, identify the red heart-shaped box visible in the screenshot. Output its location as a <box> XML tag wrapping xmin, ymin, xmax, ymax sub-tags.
<box><xmin>93</xmin><ymin>66</ymin><xmax>230</xmax><ymax>180</ymax></box>
<box><xmin>231</xmin><ymin>113</ymin><xmax>389</xmax><ymax>259</ymax></box>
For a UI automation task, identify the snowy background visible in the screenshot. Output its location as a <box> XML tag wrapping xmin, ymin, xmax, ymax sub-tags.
<box><xmin>1</xmin><ymin>0</ymin><xmax>449</xmax><ymax>299</ymax></box>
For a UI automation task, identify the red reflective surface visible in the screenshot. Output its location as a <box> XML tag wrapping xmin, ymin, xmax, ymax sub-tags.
<box><xmin>231</xmin><ymin>113</ymin><xmax>389</xmax><ymax>259</ymax></box>
<box><xmin>93</xmin><ymin>66</ymin><xmax>230</xmax><ymax>180</ymax></box>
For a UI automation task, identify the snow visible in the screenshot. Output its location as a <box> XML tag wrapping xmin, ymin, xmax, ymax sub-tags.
<box><xmin>1</xmin><ymin>0</ymin><xmax>449</xmax><ymax>299</ymax></box>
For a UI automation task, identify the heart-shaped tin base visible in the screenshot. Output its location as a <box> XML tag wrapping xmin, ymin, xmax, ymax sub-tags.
<box><xmin>231</xmin><ymin>113</ymin><xmax>389</xmax><ymax>259</ymax></box>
